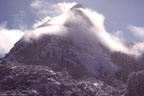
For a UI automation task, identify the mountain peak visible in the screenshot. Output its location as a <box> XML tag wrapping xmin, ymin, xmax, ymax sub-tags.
<box><xmin>71</xmin><ymin>3</ymin><xmax>84</xmax><ymax>10</ymax></box>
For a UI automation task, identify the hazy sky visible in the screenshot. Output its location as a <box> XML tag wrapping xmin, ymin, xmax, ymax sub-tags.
<box><xmin>0</xmin><ymin>0</ymin><xmax>144</xmax><ymax>41</ymax></box>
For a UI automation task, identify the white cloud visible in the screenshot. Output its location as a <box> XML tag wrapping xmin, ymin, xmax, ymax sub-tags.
<box><xmin>30</xmin><ymin>0</ymin><xmax>52</xmax><ymax>19</ymax></box>
<box><xmin>25</xmin><ymin>3</ymin><xmax>128</xmax><ymax>54</ymax></box>
<box><xmin>30</xmin><ymin>0</ymin><xmax>42</xmax><ymax>8</ymax></box>
<box><xmin>0</xmin><ymin>1</ymin><xmax>76</xmax><ymax>57</ymax></box>
<box><xmin>30</xmin><ymin>0</ymin><xmax>76</xmax><ymax>19</ymax></box>
<box><xmin>0</xmin><ymin>23</ymin><xmax>24</xmax><ymax>57</ymax></box>
<box><xmin>76</xmin><ymin>8</ymin><xmax>131</xmax><ymax>55</ymax></box>
<box><xmin>128</xmin><ymin>25</ymin><xmax>144</xmax><ymax>39</ymax></box>
<box><xmin>27</xmin><ymin>2</ymin><xmax>144</xmax><ymax>57</ymax></box>
<box><xmin>112</xmin><ymin>30</ymin><xmax>125</xmax><ymax>41</ymax></box>
<box><xmin>131</xmin><ymin>42</ymin><xmax>144</xmax><ymax>55</ymax></box>
<box><xmin>52</xmin><ymin>2</ymin><xmax>77</xmax><ymax>14</ymax></box>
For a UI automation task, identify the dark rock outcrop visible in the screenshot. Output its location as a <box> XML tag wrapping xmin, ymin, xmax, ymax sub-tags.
<box><xmin>127</xmin><ymin>71</ymin><xmax>144</xmax><ymax>96</ymax></box>
<box><xmin>0</xmin><ymin>62</ymin><xmax>121</xmax><ymax>96</ymax></box>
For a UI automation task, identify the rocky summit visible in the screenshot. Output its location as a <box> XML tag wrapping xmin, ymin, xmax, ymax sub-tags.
<box><xmin>0</xmin><ymin>3</ymin><xmax>144</xmax><ymax>96</ymax></box>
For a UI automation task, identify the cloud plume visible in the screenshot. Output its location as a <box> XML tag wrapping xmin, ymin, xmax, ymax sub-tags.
<box><xmin>0</xmin><ymin>23</ymin><xmax>24</xmax><ymax>57</ymax></box>
<box><xmin>26</xmin><ymin>2</ymin><xmax>144</xmax><ymax>57</ymax></box>
<box><xmin>30</xmin><ymin>0</ymin><xmax>76</xmax><ymax>19</ymax></box>
<box><xmin>128</xmin><ymin>25</ymin><xmax>144</xmax><ymax>39</ymax></box>
<box><xmin>1</xmin><ymin>2</ymin><xmax>144</xmax><ymax>58</ymax></box>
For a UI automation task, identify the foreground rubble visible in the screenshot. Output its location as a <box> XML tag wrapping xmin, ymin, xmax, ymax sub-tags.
<box><xmin>0</xmin><ymin>62</ymin><xmax>121</xmax><ymax>96</ymax></box>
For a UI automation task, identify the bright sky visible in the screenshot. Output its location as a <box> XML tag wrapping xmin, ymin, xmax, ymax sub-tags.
<box><xmin>0</xmin><ymin>0</ymin><xmax>144</xmax><ymax>42</ymax></box>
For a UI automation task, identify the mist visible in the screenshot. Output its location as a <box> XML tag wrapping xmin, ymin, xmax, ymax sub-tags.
<box><xmin>24</xmin><ymin>2</ymin><xmax>144</xmax><ymax>57</ymax></box>
<box><xmin>0</xmin><ymin>25</ymin><xmax>24</xmax><ymax>57</ymax></box>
